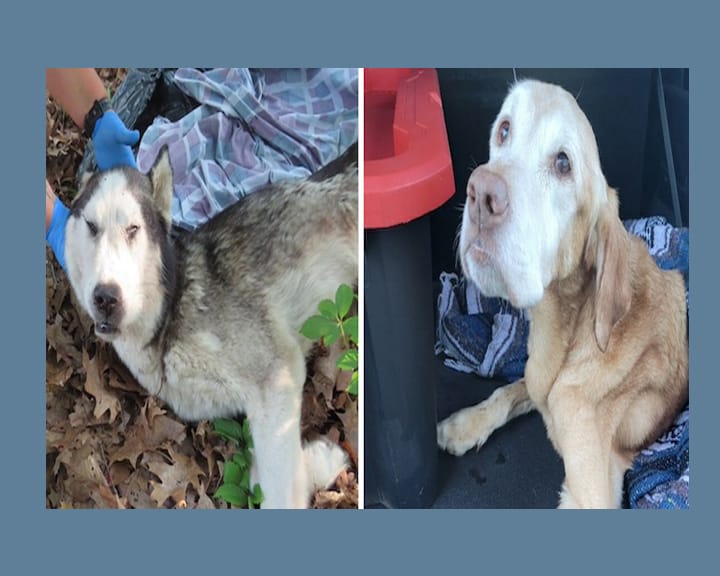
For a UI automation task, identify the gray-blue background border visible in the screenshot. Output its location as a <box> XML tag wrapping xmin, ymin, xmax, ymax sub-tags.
<box><xmin>2</xmin><ymin>0</ymin><xmax>714</xmax><ymax>573</ymax></box>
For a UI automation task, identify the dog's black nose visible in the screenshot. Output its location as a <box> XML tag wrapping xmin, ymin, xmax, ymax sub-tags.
<box><xmin>93</xmin><ymin>283</ymin><xmax>121</xmax><ymax>317</ymax></box>
<box><xmin>467</xmin><ymin>166</ymin><xmax>509</xmax><ymax>229</ymax></box>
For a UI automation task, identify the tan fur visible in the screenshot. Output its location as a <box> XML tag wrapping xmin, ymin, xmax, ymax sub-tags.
<box><xmin>437</xmin><ymin>80</ymin><xmax>688</xmax><ymax>508</ymax></box>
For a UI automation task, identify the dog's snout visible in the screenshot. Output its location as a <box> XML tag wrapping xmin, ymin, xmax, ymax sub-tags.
<box><xmin>467</xmin><ymin>167</ymin><xmax>509</xmax><ymax>229</ymax></box>
<box><xmin>93</xmin><ymin>283</ymin><xmax>121</xmax><ymax>316</ymax></box>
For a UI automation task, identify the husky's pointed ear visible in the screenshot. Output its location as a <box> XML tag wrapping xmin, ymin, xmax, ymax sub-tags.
<box><xmin>585</xmin><ymin>187</ymin><xmax>632</xmax><ymax>352</ymax></box>
<box><xmin>150</xmin><ymin>147</ymin><xmax>173</xmax><ymax>227</ymax></box>
<box><xmin>70</xmin><ymin>170</ymin><xmax>96</xmax><ymax>207</ymax></box>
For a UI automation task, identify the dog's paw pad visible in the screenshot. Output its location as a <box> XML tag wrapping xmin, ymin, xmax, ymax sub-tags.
<box><xmin>304</xmin><ymin>439</ymin><xmax>348</xmax><ymax>491</ymax></box>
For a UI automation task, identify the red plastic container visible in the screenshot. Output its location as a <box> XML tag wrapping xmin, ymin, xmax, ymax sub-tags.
<box><xmin>364</xmin><ymin>68</ymin><xmax>455</xmax><ymax>228</ymax></box>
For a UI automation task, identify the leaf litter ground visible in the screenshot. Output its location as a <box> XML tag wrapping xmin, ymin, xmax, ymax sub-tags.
<box><xmin>45</xmin><ymin>69</ymin><xmax>358</xmax><ymax>509</ymax></box>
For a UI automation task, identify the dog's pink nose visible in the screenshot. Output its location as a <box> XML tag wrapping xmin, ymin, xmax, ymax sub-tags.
<box><xmin>467</xmin><ymin>167</ymin><xmax>509</xmax><ymax>229</ymax></box>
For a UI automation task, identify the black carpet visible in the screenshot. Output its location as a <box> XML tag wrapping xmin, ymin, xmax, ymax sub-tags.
<box><xmin>431</xmin><ymin>355</ymin><xmax>564</xmax><ymax>508</ymax></box>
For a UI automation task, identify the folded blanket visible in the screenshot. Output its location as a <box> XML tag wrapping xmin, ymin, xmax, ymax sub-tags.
<box><xmin>435</xmin><ymin>216</ymin><xmax>689</xmax><ymax>508</ymax></box>
<box><xmin>136</xmin><ymin>68</ymin><xmax>358</xmax><ymax>229</ymax></box>
<box><xmin>624</xmin><ymin>409</ymin><xmax>689</xmax><ymax>509</ymax></box>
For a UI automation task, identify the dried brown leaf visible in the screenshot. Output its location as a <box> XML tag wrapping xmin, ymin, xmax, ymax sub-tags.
<box><xmin>68</xmin><ymin>393</ymin><xmax>94</xmax><ymax>428</ymax></box>
<box><xmin>83</xmin><ymin>349</ymin><xmax>122</xmax><ymax>423</ymax></box>
<box><xmin>52</xmin><ymin>432</ymin><xmax>110</xmax><ymax>505</ymax></box>
<box><xmin>46</xmin><ymin>313</ymin><xmax>82</xmax><ymax>366</ymax></box>
<box><xmin>145</xmin><ymin>448</ymin><xmax>205</xmax><ymax>507</ymax></box>
<box><xmin>46</xmin><ymin>356</ymin><xmax>73</xmax><ymax>389</ymax></box>
<box><xmin>338</xmin><ymin>396</ymin><xmax>358</xmax><ymax>467</ymax></box>
<box><xmin>123</xmin><ymin>467</ymin><xmax>156</xmax><ymax>509</ymax></box>
<box><xmin>313</xmin><ymin>469</ymin><xmax>358</xmax><ymax>509</ymax></box>
<box><xmin>191</xmin><ymin>482</ymin><xmax>217</xmax><ymax>510</ymax></box>
<box><xmin>109</xmin><ymin>397</ymin><xmax>186</xmax><ymax>468</ymax></box>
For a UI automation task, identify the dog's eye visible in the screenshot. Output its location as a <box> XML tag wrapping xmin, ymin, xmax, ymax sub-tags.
<box><xmin>126</xmin><ymin>225</ymin><xmax>140</xmax><ymax>240</ymax></box>
<box><xmin>86</xmin><ymin>220</ymin><xmax>98</xmax><ymax>237</ymax></box>
<box><xmin>498</xmin><ymin>121</ymin><xmax>510</xmax><ymax>144</ymax></box>
<box><xmin>555</xmin><ymin>152</ymin><xmax>571</xmax><ymax>176</ymax></box>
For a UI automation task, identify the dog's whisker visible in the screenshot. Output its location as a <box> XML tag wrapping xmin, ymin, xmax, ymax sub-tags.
<box><xmin>575</xmin><ymin>82</ymin><xmax>585</xmax><ymax>102</ymax></box>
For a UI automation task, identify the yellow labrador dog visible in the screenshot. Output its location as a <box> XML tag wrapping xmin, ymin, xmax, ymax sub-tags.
<box><xmin>436</xmin><ymin>80</ymin><xmax>688</xmax><ymax>508</ymax></box>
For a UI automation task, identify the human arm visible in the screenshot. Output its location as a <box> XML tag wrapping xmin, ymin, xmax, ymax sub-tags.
<box><xmin>46</xmin><ymin>68</ymin><xmax>139</xmax><ymax>169</ymax></box>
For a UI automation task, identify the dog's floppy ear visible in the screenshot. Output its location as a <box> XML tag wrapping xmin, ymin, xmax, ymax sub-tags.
<box><xmin>150</xmin><ymin>147</ymin><xmax>174</xmax><ymax>228</ymax></box>
<box><xmin>585</xmin><ymin>188</ymin><xmax>632</xmax><ymax>352</ymax></box>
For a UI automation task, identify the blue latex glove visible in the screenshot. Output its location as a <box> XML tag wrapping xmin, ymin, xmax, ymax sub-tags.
<box><xmin>46</xmin><ymin>197</ymin><xmax>69</xmax><ymax>270</ymax></box>
<box><xmin>92</xmin><ymin>110</ymin><xmax>140</xmax><ymax>170</ymax></box>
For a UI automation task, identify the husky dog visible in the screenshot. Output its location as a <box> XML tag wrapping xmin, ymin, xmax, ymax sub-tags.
<box><xmin>65</xmin><ymin>144</ymin><xmax>358</xmax><ymax>509</ymax></box>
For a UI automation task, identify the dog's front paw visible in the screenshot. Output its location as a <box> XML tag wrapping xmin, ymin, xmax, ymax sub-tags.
<box><xmin>437</xmin><ymin>404</ymin><xmax>493</xmax><ymax>456</ymax></box>
<box><xmin>304</xmin><ymin>438</ymin><xmax>348</xmax><ymax>491</ymax></box>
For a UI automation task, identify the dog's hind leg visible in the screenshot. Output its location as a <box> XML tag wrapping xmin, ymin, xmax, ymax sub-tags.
<box><xmin>437</xmin><ymin>379</ymin><xmax>534</xmax><ymax>456</ymax></box>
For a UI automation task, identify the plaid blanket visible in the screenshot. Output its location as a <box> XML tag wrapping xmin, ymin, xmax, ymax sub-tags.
<box><xmin>135</xmin><ymin>68</ymin><xmax>358</xmax><ymax>229</ymax></box>
<box><xmin>435</xmin><ymin>216</ymin><xmax>689</xmax><ymax>508</ymax></box>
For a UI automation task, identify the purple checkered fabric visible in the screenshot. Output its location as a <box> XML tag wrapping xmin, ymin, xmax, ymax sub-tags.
<box><xmin>137</xmin><ymin>68</ymin><xmax>358</xmax><ymax>229</ymax></box>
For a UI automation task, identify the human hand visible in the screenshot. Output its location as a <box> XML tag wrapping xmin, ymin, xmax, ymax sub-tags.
<box><xmin>46</xmin><ymin>197</ymin><xmax>69</xmax><ymax>270</ymax></box>
<box><xmin>92</xmin><ymin>110</ymin><xmax>140</xmax><ymax>170</ymax></box>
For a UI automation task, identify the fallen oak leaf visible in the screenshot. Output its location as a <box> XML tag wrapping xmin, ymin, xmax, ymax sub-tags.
<box><xmin>82</xmin><ymin>348</ymin><xmax>121</xmax><ymax>423</ymax></box>
<box><xmin>68</xmin><ymin>393</ymin><xmax>95</xmax><ymax>429</ymax></box>
<box><xmin>191</xmin><ymin>482</ymin><xmax>218</xmax><ymax>510</ymax></box>
<box><xmin>122</xmin><ymin>467</ymin><xmax>156</xmax><ymax>509</ymax></box>
<box><xmin>101</xmin><ymin>344</ymin><xmax>146</xmax><ymax>395</ymax></box>
<box><xmin>109</xmin><ymin>397</ymin><xmax>187</xmax><ymax>469</ymax></box>
<box><xmin>89</xmin><ymin>482</ymin><xmax>126</xmax><ymax>509</ymax></box>
<box><xmin>46</xmin><ymin>355</ymin><xmax>73</xmax><ymax>389</ymax></box>
<box><xmin>145</xmin><ymin>448</ymin><xmax>205</xmax><ymax>508</ymax></box>
<box><xmin>52</xmin><ymin>432</ymin><xmax>111</xmax><ymax>506</ymax></box>
<box><xmin>46</xmin><ymin>313</ymin><xmax>82</xmax><ymax>367</ymax></box>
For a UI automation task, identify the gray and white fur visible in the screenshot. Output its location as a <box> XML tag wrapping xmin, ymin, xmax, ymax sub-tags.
<box><xmin>65</xmin><ymin>144</ymin><xmax>358</xmax><ymax>508</ymax></box>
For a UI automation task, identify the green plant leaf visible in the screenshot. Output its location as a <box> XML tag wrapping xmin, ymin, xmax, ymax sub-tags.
<box><xmin>347</xmin><ymin>371</ymin><xmax>358</xmax><ymax>396</ymax></box>
<box><xmin>213</xmin><ymin>418</ymin><xmax>243</xmax><ymax>443</ymax></box>
<box><xmin>241</xmin><ymin>419</ymin><xmax>253</xmax><ymax>447</ymax></box>
<box><xmin>337</xmin><ymin>349</ymin><xmax>358</xmax><ymax>372</ymax></box>
<box><xmin>232</xmin><ymin>451</ymin><xmax>249</xmax><ymax>471</ymax></box>
<box><xmin>251</xmin><ymin>483</ymin><xmax>264</xmax><ymax>506</ymax></box>
<box><xmin>223</xmin><ymin>459</ymin><xmax>243</xmax><ymax>485</ymax></box>
<box><xmin>318</xmin><ymin>299</ymin><xmax>338</xmax><ymax>320</ymax></box>
<box><xmin>214</xmin><ymin>484</ymin><xmax>249</xmax><ymax>508</ymax></box>
<box><xmin>342</xmin><ymin>316</ymin><xmax>359</xmax><ymax>346</ymax></box>
<box><xmin>300</xmin><ymin>315</ymin><xmax>337</xmax><ymax>341</ymax></box>
<box><xmin>323</xmin><ymin>324</ymin><xmax>342</xmax><ymax>347</ymax></box>
<box><xmin>335</xmin><ymin>284</ymin><xmax>354</xmax><ymax>319</ymax></box>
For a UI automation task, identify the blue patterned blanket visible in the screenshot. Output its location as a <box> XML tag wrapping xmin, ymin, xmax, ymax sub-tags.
<box><xmin>135</xmin><ymin>68</ymin><xmax>358</xmax><ymax>229</ymax></box>
<box><xmin>435</xmin><ymin>216</ymin><xmax>689</xmax><ymax>508</ymax></box>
